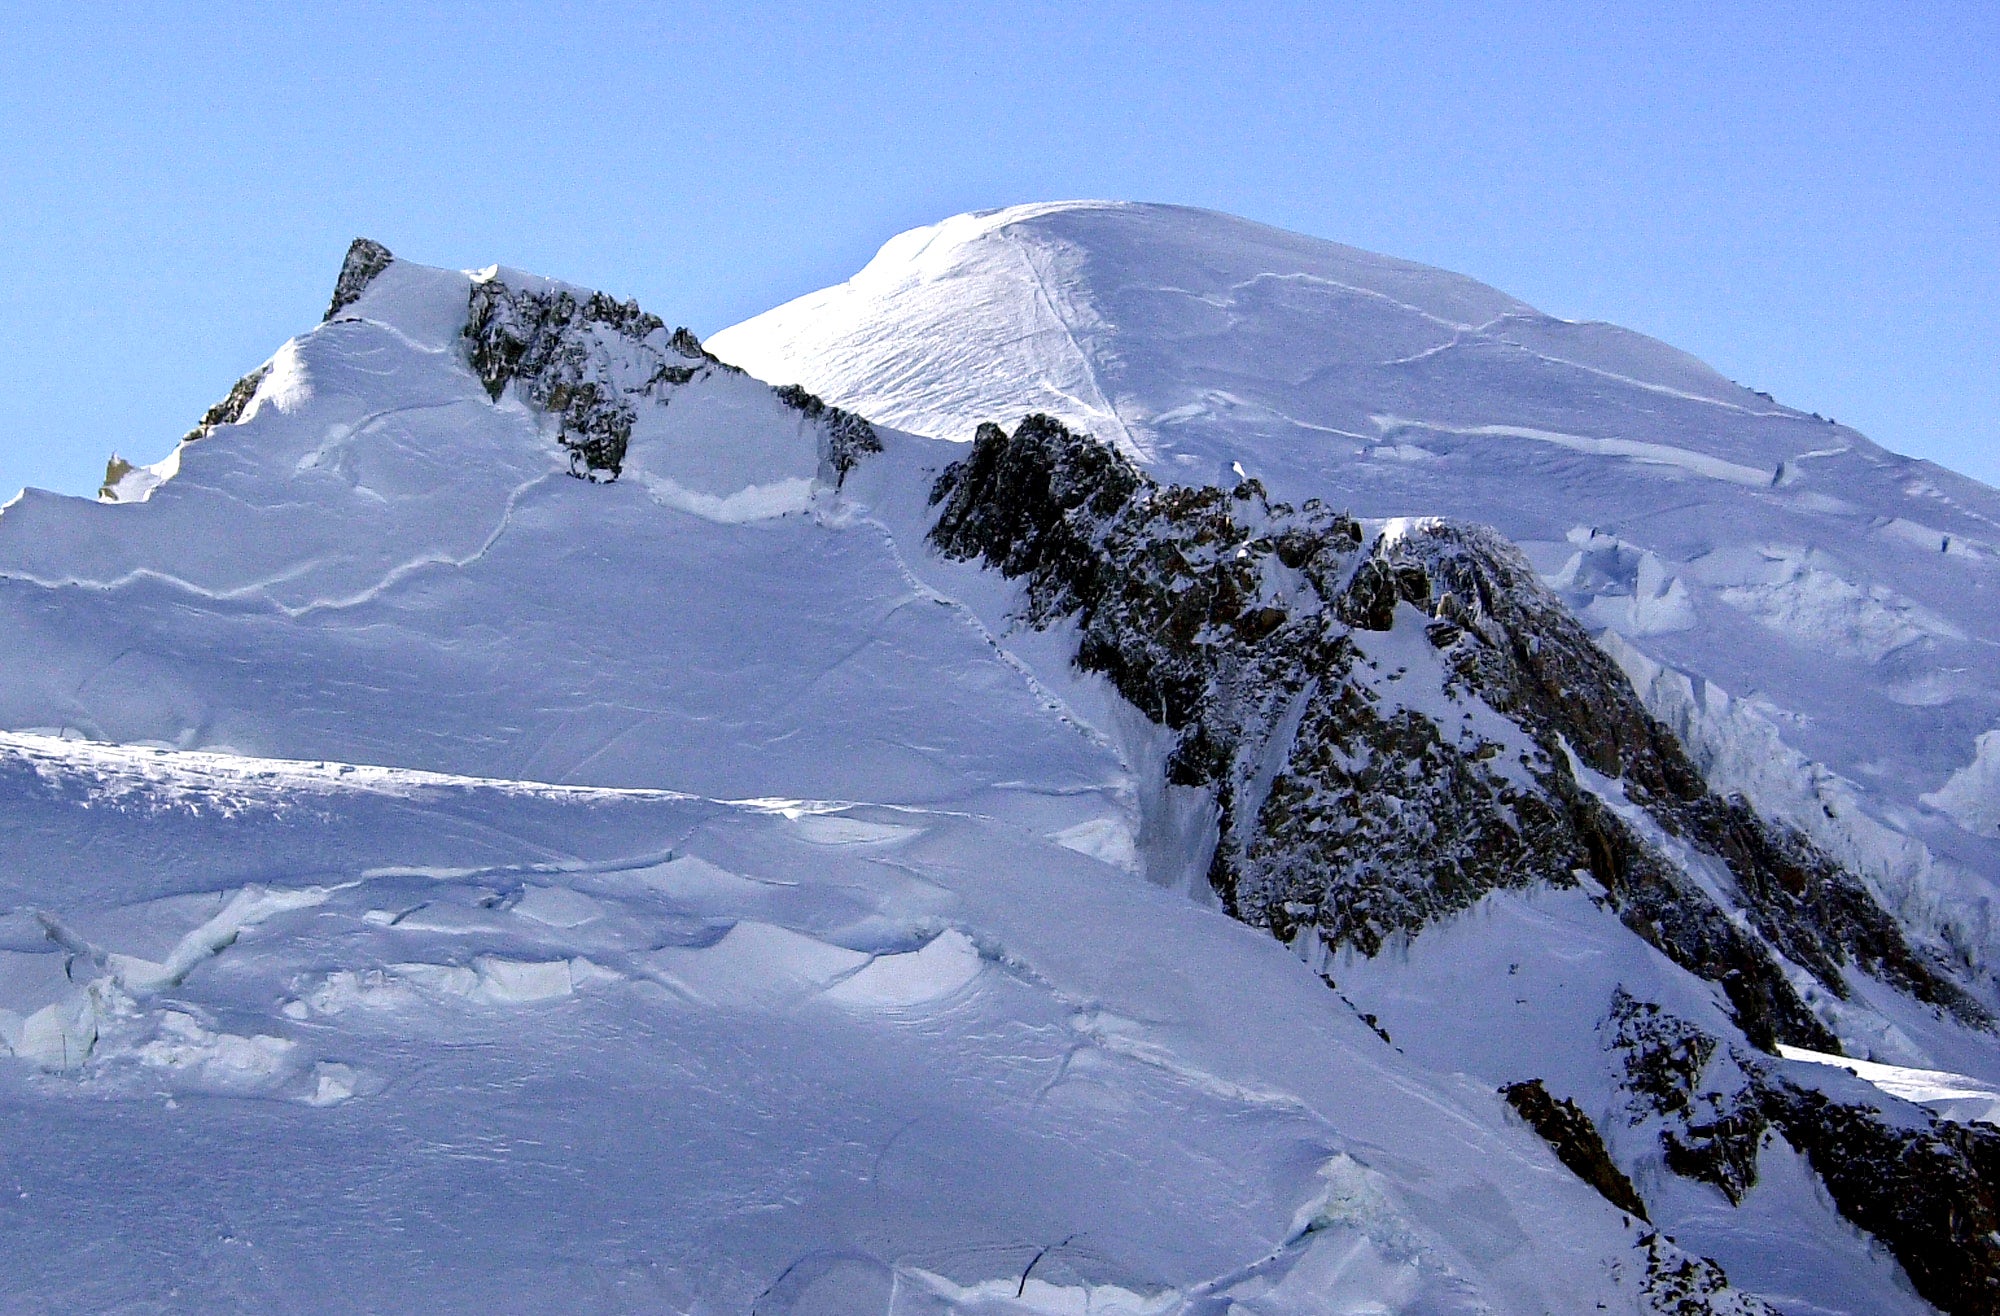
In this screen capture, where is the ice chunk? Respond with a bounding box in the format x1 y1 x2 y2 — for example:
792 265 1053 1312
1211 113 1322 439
823 930 982 1009
13 990 101 1071
305 1062 360 1107
646 921 868 1008
511 885 605 928
1048 816 1140 872
135 1011 301 1090
471 956 575 1004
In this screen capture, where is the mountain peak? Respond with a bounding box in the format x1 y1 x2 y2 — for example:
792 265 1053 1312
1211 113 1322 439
324 237 395 320
711 198 2000 1073
709 201 1561 463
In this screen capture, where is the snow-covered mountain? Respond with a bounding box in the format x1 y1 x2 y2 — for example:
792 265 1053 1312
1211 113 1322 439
0 220 1995 1313
712 201 2000 987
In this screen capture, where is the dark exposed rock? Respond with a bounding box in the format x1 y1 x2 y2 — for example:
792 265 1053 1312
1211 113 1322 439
924 416 1946 1049
1609 992 1766 1205
1610 991 1719 1120
1661 1101 1768 1210
461 278 679 481
1500 1078 1650 1220
1636 1235 1773 1315
181 365 271 446
324 238 395 320
1698 798 1985 1023
930 417 1579 956
774 384 882 488
1372 522 1983 1031
929 417 2000 1305
458 280 878 489
1759 1077 2000 1315
1610 991 2000 1313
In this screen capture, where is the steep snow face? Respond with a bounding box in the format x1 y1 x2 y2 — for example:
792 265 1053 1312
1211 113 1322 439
712 200 2000 976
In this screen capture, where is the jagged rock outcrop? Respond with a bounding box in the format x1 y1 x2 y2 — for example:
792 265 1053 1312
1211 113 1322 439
181 364 271 446
460 278 878 485
324 238 394 320
462 278 681 480
774 384 882 487
1500 1077 1650 1220
1381 522 1987 1028
1609 991 1768 1205
1610 992 2000 1315
928 415 1971 1052
1636 1236 1775 1316
1759 1078 2000 1315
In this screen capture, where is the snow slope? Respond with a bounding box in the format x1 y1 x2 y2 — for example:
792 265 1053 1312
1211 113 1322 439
0 246 1810 1313
1 730 1689 1314
712 201 2000 995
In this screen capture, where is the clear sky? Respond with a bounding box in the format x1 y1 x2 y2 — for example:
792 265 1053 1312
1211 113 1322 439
3 2 1995 498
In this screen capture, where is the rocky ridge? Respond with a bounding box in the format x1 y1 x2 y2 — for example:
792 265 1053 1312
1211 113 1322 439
1611 993 2000 1314
324 237 394 320
320 238 883 487
928 413 1999 1313
928 415 1975 1043
461 266 877 485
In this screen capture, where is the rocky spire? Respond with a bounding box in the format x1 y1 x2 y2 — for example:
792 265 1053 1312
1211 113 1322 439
324 238 394 320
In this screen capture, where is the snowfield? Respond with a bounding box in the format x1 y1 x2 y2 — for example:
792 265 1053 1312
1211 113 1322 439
0 731 1700 1314
0 217 1993 1312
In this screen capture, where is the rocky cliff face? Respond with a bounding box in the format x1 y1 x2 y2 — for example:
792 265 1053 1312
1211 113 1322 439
929 413 1998 1313
929 415 1975 1045
1611 991 2000 1314
463 276 694 481
179 364 271 446
323 237 394 320
460 269 877 484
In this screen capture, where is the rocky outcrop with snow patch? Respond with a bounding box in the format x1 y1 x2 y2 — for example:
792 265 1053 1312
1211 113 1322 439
464 273 719 480
1609 990 2000 1315
460 263 880 487
928 413 2000 1311
929 416 1976 1050
324 237 394 320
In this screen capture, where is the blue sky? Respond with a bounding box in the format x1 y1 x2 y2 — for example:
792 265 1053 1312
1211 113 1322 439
2 2 1995 497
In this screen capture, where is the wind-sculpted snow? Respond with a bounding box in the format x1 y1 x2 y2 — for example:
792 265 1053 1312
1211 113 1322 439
0 733 1747 1314
713 199 2000 992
